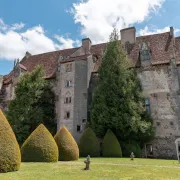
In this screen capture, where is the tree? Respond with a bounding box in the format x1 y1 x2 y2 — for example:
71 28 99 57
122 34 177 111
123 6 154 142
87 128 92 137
0 109 21 173
90 29 154 144
21 124 58 162
54 126 79 161
6 66 56 145
102 129 122 157
79 127 100 157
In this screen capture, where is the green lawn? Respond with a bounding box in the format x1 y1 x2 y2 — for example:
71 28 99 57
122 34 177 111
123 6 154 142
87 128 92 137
1 158 180 180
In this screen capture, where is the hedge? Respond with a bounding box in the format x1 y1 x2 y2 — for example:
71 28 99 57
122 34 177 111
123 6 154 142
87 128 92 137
54 126 79 161
0 109 21 173
79 127 100 157
121 141 142 158
21 124 58 162
102 129 122 157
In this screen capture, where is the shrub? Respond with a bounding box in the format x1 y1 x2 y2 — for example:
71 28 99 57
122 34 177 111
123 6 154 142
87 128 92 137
121 141 142 158
21 124 58 162
79 127 100 157
54 126 79 161
102 129 122 157
0 109 21 173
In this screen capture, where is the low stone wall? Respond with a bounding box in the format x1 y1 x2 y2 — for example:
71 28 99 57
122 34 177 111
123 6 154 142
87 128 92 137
145 137 177 159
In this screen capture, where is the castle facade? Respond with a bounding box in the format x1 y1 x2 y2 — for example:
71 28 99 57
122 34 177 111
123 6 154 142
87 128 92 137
1 27 180 159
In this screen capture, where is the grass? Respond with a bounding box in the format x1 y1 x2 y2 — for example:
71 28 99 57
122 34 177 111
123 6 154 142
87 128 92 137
1 158 180 180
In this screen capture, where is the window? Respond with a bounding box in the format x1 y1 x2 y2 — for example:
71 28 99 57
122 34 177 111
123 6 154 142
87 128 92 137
65 80 72 87
65 63 72 72
65 111 70 119
140 42 151 61
64 97 72 104
82 119 86 123
156 122 161 126
145 144 153 157
77 125 81 132
145 98 150 114
140 50 151 61
77 125 83 132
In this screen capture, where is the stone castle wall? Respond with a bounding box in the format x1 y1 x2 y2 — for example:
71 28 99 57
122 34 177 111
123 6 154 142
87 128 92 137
138 63 180 159
73 60 88 141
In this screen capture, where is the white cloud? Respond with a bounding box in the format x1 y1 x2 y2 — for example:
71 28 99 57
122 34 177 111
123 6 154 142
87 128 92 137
0 19 8 31
71 0 165 43
138 26 180 36
11 22 25 30
0 19 79 61
54 35 80 49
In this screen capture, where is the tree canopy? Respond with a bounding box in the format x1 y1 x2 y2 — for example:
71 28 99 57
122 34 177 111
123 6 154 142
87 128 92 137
90 29 154 144
6 66 56 145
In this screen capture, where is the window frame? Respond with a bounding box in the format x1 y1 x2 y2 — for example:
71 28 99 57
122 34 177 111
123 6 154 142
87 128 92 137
145 98 151 114
65 111 70 119
65 80 72 87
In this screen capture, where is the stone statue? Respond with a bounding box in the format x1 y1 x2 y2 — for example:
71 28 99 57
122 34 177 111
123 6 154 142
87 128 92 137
84 155 91 170
130 152 135 160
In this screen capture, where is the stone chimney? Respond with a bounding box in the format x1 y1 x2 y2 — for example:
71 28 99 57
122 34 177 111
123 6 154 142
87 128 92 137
170 26 174 38
170 26 176 60
25 51 31 59
82 38 92 54
120 27 136 46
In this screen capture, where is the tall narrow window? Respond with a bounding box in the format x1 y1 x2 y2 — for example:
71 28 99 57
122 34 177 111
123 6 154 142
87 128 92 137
65 111 70 119
65 80 72 87
77 125 81 132
145 98 150 114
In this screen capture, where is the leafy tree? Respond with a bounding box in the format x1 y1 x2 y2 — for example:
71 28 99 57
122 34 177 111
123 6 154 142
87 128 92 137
6 66 56 145
90 29 154 144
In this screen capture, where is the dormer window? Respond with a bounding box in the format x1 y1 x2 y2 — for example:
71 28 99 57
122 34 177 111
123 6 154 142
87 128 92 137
140 42 151 61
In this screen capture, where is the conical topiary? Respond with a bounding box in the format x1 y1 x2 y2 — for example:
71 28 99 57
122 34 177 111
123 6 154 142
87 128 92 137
79 127 100 157
102 129 122 157
54 126 79 161
21 124 58 162
0 109 21 173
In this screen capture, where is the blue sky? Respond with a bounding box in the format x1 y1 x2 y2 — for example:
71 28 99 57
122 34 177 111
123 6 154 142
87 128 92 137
0 0 180 75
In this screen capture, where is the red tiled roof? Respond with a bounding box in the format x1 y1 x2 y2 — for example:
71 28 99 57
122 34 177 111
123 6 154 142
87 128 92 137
3 31 178 85
175 37 180 64
130 32 174 66
19 64 27 71
92 32 175 71
60 54 90 63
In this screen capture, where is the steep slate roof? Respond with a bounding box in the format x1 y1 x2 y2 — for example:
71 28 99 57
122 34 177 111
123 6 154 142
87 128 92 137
130 32 174 66
175 37 180 64
3 30 179 85
93 32 176 70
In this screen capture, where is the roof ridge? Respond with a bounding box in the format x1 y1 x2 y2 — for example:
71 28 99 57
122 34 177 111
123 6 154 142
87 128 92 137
136 32 169 39
29 47 79 57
